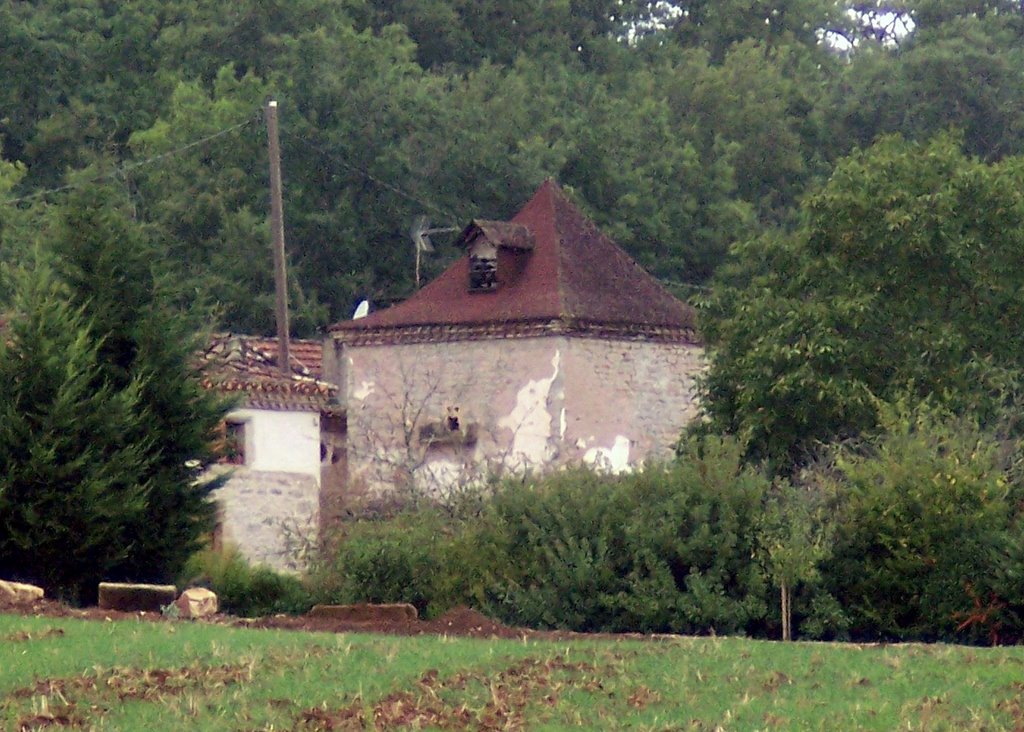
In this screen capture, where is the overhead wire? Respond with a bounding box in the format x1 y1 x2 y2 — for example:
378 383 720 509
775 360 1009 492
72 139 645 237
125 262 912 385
283 130 463 226
0 113 261 207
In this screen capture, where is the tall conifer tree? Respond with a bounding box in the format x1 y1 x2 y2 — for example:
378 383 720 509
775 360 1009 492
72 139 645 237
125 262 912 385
11 185 232 598
0 258 151 602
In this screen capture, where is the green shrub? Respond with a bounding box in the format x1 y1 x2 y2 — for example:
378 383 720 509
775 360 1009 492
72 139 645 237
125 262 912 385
819 403 1024 643
311 510 463 617
181 546 312 617
473 438 773 635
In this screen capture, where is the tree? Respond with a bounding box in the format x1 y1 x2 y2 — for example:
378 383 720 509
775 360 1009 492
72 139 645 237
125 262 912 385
0 257 151 603
835 14 1024 162
698 133 1024 472
42 185 231 589
757 481 833 640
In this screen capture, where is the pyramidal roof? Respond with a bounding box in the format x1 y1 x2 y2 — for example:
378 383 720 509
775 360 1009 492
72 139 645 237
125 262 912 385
330 180 698 345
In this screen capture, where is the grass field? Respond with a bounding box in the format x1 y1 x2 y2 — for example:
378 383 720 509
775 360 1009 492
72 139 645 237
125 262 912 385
2 613 1023 730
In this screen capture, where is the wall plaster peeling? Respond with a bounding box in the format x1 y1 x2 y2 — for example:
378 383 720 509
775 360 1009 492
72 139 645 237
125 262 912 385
353 380 375 401
583 435 632 474
497 349 563 468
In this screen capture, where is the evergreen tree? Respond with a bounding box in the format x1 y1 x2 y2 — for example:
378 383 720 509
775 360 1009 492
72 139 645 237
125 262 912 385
0 258 151 603
45 185 230 590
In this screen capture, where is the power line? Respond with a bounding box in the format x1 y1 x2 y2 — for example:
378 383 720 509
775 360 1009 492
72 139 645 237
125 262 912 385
0 114 260 207
283 130 463 224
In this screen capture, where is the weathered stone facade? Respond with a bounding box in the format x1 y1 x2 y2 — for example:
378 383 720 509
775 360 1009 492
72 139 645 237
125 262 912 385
331 334 702 500
202 334 335 570
213 468 319 570
206 181 706 558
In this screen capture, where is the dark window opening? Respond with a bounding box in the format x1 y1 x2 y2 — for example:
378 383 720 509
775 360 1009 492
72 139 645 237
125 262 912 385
222 421 246 465
446 406 460 432
469 256 497 292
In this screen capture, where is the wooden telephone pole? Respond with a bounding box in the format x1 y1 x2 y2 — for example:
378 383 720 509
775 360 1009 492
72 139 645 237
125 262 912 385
264 99 290 375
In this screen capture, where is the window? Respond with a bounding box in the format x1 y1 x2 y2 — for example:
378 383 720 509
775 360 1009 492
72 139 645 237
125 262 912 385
222 421 247 465
469 255 497 292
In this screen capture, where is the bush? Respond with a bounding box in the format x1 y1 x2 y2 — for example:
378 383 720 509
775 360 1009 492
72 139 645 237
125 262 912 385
819 403 1024 643
311 511 465 617
308 438 853 637
181 547 313 617
471 438 773 635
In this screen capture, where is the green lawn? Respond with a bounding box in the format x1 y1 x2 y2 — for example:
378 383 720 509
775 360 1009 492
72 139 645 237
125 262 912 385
2 613 1022 730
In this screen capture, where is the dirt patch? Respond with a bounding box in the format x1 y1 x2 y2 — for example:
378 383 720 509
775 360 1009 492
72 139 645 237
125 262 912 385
0 596 166 624
7 663 253 729
4 628 65 643
7 664 252 703
15 703 84 730
239 605 533 640
1 596 652 643
295 655 608 730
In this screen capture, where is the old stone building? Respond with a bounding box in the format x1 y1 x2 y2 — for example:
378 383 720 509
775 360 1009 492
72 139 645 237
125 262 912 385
322 180 703 517
201 334 336 570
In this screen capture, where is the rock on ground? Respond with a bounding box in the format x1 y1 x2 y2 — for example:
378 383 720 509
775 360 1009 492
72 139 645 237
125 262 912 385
0 580 44 604
175 587 219 619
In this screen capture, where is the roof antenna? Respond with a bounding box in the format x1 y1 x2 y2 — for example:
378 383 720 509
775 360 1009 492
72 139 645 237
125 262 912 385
409 216 459 289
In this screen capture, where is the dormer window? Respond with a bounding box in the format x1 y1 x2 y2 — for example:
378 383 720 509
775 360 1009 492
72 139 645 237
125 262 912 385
458 220 534 294
469 255 497 292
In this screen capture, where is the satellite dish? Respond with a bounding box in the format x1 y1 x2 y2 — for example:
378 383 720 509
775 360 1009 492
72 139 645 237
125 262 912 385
352 300 370 319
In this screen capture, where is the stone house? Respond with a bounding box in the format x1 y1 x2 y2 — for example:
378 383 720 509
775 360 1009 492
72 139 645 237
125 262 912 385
201 334 337 570
322 180 703 518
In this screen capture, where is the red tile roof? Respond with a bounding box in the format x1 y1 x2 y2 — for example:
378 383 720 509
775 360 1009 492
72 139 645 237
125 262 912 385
200 333 335 411
233 335 324 376
330 180 697 343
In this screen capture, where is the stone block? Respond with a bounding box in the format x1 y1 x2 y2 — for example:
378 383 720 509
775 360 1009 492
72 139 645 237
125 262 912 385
175 587 219 619
0 579 44 604
309 603 418 623
97 582 177 612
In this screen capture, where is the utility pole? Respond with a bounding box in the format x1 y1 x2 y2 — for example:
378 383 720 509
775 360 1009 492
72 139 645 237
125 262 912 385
264 99 290 375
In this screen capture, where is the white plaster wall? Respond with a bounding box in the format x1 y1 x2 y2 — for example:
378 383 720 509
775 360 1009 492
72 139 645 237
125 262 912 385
227 408 321 480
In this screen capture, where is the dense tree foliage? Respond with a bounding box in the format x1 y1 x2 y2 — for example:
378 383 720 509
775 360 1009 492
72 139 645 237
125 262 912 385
0 187 230 602
2 0 1021 333
699 133 1024 471
0 259 151 603
819 403 1024 643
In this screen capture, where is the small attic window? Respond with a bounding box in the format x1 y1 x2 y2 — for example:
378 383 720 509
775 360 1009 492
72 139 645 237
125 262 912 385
469 255 497 292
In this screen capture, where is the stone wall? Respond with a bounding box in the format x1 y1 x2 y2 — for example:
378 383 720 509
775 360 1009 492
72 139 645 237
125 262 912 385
563 338 704 470
212 468 319 571
335 334 703 503
340 336 566 501
211 407 323 570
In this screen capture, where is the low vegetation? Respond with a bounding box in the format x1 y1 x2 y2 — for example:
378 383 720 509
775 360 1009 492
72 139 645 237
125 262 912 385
311 409 1024 645
3 613 1024 730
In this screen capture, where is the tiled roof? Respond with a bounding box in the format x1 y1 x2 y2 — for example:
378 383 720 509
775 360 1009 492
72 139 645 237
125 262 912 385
200 333 336 412
231 335 324 376
330 180 698 344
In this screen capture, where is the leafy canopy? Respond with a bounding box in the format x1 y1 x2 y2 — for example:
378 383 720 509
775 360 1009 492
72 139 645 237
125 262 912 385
699 133 1024 472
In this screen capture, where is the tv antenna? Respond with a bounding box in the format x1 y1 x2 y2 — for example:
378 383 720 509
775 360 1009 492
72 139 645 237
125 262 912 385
409 215 459 288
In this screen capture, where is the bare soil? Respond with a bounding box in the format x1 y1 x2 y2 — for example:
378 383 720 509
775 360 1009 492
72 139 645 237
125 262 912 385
0 595 607 641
